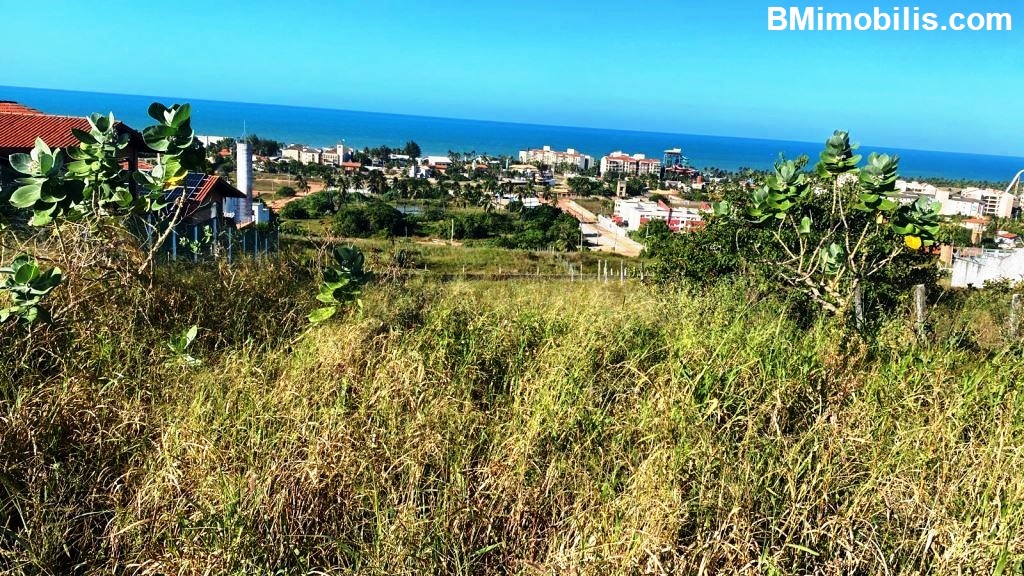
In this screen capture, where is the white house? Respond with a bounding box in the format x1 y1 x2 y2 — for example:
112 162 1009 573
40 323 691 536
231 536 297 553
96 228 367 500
422 155 453 172
611 197 707 232
952 248 1024 288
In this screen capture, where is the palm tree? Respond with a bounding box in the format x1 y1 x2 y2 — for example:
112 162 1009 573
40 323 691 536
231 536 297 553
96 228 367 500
367 171 386 196
295 173 310 195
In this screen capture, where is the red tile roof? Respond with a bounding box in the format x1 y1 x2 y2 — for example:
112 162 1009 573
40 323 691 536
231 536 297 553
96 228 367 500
0 111 91 150
164 173 246 219
118 159 156 171
0 101 43 114
1 102 154 156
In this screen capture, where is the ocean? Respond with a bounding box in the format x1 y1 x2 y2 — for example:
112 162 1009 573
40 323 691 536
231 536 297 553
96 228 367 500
3 85 1021 183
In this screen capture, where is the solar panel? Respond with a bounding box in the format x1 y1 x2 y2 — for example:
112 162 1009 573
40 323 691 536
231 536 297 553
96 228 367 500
159 173 212 219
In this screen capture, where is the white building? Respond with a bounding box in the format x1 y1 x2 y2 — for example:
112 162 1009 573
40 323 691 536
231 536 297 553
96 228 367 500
281 144 322 164
252 201 272 226
422 155 452 172
898 180 1016 219
960 187 1016 218
600 151 662 177
611 198 707 232
321 148 340 165
952 248 1024 288
896 180 939 196
933 189 984 218
224 141 253 225
518 145 593 170
196 135 228 147
408 164 431 178
299 147 321 165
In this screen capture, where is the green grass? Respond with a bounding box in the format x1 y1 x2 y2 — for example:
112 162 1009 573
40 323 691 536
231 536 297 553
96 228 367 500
3 260 1024 574
574 197 614 217
281 229 633 278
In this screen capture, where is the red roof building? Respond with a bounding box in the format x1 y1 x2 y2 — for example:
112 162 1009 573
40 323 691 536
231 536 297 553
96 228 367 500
162 172 246 224
0 111 92 151
0 100 150 156
1 101 154 196
0 101 43 115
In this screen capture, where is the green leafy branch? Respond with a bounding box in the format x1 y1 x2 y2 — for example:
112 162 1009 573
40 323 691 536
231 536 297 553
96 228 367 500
166 325 201 367
0 254 62 324
4 101 201 325
712 130 940 316
308 246 372 324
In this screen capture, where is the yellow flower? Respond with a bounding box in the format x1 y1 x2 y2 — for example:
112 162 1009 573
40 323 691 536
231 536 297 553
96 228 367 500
904 236 922 250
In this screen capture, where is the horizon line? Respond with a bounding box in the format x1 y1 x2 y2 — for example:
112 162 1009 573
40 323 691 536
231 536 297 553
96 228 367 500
3 83 1024 162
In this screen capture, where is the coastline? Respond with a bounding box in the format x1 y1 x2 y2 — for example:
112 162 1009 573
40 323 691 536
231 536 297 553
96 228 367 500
2 84 1022 182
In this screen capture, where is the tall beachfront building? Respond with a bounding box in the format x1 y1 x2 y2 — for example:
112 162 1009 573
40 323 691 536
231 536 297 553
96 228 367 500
599 151 662 177
518 145 593 170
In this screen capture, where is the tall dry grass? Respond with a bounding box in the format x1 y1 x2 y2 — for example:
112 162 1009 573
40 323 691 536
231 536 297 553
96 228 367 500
3 266 1024 574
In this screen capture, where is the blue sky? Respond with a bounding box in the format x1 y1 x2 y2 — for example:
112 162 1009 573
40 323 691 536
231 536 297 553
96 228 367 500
1 0 1021 155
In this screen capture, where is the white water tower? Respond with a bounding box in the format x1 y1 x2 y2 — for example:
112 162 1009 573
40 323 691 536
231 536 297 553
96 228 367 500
235 141 253 224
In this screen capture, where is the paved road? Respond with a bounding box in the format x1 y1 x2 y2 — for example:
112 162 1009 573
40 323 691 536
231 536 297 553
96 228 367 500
555 197 645 257
581 223 644 257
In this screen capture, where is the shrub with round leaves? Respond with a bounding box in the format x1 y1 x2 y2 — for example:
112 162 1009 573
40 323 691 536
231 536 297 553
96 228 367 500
710 130 941 317
8 138 85 226
308 245 372 324
0 254 62 324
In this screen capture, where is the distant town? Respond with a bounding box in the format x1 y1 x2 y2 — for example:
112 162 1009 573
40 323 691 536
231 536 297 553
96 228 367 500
2 99 1022 286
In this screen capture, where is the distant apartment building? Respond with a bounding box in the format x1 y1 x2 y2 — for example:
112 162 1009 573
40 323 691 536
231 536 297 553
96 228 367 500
299 147 321 164
321 143 353 165
960 187 1015 218
600 151 662 177
896 180 939 196
281 144 301 162
611 197 708 232
282 144 322 164
321 149 340 165
896 180 1011 218
518 145 593 170
933 189 984 218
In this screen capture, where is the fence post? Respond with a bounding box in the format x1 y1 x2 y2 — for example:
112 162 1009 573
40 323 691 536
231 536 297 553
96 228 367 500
914 284 927 343
853 284 865 330
212 219 219 258
1011 293 1022 341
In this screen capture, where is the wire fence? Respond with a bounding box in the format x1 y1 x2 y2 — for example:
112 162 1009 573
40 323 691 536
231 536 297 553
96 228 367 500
156 222 280 263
